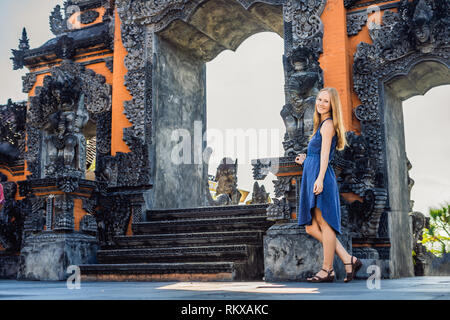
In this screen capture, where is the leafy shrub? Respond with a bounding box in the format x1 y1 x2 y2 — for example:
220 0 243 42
422 203 450 257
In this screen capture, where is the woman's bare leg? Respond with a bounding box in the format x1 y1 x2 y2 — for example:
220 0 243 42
314 208 336 271
305 207 354 277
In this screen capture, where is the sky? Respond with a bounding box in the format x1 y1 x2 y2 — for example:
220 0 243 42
0 0 449 215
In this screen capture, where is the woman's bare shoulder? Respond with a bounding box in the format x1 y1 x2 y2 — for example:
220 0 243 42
320 119 335 137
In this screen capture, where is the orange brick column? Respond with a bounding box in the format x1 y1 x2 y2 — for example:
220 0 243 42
111 8 132 155
319 0 353 132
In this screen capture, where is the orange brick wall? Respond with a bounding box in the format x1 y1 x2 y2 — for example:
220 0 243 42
111 8 132 155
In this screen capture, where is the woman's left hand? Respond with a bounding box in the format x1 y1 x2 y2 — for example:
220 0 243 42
313 178 323 195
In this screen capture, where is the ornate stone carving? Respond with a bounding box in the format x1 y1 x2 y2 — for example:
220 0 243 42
80 214 98 235
266 197 290 221
27 60 111 179
351 0 449 237
347 12 368 36
272 176 292 199
53 194 75 231
80 10 100 24
248 182 270 204
49 4 68 36
353 0 449 164
22 196 45 233
0 100 26 165
11 28 30 70
22 73 37 94
333 131 388 237
344 0 359 8
281 46 322 156
251 158 272 181
93 194 131 246
283 0 326 53
24 124 42 179
0 176 24 252
56 176 81 193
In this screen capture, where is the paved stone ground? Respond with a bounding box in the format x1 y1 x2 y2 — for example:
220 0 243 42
0 276 449 300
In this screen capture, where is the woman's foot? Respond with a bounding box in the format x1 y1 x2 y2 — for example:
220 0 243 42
307 268 335 283
343 256 362 282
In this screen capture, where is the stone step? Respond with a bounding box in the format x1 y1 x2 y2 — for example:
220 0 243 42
97 244 257 264
146 204 269 221
79 262 237 281
108 230 263 249
132 215 272 235
83 205 272 281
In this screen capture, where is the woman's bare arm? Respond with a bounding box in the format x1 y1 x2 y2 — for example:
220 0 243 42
317 120 335 181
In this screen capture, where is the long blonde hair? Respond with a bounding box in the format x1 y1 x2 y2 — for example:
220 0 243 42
310 87 347 151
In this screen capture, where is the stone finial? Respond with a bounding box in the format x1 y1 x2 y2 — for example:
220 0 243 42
19 28 30 51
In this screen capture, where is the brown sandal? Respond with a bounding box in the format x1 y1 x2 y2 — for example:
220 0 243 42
344 256 362 282
307 268 335 283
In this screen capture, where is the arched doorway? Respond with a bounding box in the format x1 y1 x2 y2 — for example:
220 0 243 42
206 32 284 205
383 60 450 278
149 0 285 209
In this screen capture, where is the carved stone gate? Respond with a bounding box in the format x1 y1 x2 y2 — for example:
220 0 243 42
0 0 449 280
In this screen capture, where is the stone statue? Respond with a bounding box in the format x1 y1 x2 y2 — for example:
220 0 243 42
0 173 23 252
40 71 89 178
281 46 321 156
410 211 435 275
247 181 270 204
214 157 241 205
204 151 242 206
412 0 434 52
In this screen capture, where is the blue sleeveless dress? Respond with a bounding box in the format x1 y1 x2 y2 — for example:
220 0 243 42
297 118 341 235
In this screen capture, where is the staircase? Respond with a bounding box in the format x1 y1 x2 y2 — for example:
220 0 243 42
79 204 274 281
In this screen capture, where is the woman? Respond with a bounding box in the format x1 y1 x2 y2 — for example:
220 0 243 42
295 87 362 282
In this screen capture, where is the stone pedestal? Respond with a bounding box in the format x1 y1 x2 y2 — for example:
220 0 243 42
264 223 351 281
0 252 20 279
18 232 98 281
352 247 390 279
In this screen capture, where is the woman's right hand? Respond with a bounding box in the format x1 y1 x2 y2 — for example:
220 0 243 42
295 153 306 165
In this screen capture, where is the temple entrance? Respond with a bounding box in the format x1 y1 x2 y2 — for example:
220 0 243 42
150 0 283 209
205 32 284 205
383 61 450 277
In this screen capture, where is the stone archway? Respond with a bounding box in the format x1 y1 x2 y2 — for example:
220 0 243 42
352 0 450 278
115 0 327 209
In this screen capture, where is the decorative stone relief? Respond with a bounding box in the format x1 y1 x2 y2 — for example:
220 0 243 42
27 60 111 179
0 100 26 165
79 10 100 24
351 0 449 236
0 176 25 252
347 12 368 36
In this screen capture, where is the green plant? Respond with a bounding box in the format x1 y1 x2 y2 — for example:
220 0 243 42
421 203 450 257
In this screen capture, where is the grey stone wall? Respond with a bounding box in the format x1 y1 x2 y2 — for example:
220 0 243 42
150 35 208 209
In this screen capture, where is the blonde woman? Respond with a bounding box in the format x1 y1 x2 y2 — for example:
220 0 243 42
295 87 362 282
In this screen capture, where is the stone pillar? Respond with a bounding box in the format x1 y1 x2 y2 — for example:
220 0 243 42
17 179 99 281
150 34 207 209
